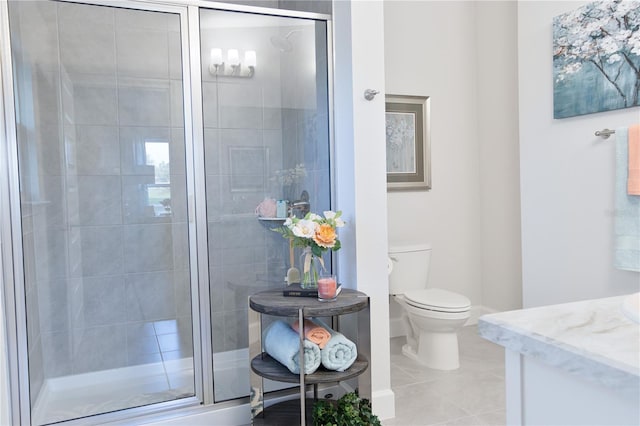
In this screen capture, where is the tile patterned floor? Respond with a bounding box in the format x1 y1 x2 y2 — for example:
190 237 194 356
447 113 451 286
384 325 506 426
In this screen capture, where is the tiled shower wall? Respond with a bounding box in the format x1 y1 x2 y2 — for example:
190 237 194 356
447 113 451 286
11 0 331 403
201 16 330 354
10 1 192 393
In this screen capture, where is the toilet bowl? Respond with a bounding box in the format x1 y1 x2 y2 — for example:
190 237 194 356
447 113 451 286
389 244 470 370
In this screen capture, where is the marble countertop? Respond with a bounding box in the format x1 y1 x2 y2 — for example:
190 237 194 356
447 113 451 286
478 295 640 397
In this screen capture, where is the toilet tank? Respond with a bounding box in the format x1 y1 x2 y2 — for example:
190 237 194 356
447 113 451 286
388 244 432 295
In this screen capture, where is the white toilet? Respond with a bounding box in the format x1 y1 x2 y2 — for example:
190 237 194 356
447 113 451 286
388 244 471 370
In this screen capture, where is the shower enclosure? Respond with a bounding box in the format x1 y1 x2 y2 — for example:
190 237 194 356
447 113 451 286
0 0 332 424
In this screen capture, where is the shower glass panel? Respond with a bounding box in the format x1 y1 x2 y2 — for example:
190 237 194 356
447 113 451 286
8 1 194 424
199 9 331 402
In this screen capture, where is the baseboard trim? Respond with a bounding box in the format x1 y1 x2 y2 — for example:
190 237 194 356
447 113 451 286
372 388 395 420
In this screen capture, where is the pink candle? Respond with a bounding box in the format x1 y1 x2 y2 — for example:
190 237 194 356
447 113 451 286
318 276 337 299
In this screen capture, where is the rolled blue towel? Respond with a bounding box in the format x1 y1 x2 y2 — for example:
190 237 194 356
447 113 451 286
262 320 321 375
314 319 358 372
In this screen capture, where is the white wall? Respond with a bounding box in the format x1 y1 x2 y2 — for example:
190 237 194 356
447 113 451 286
476 1 522 312
334 0 395 419
385 0 482 305
518 1 640 308
384 1 522 317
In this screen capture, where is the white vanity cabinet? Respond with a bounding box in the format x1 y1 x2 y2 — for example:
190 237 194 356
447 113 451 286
479 295 639 426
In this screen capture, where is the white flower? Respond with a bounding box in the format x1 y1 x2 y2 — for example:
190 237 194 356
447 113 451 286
284 217 293 227
291 219 317 239
308 213 322 221
323 211 337 220
324 210 345 227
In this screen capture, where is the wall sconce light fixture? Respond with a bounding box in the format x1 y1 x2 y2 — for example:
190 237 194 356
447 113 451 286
209 48 256 78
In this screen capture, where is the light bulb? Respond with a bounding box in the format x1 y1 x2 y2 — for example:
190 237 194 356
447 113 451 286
245 50 257 68
210 48 223 66
227 49 240 66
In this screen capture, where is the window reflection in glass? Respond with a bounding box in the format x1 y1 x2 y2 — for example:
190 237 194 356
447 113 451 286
145 141 172 216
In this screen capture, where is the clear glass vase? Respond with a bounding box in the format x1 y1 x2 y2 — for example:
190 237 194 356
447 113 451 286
300 247 320 289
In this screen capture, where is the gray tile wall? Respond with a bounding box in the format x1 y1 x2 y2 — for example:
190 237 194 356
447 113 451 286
9 2 193 394
201 15 331 356
11 1 332 408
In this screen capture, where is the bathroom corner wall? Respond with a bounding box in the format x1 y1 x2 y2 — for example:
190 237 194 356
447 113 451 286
384 1 522 315
475 2 522 313
518 1 640 308
384 1 478 307
333 0 394 419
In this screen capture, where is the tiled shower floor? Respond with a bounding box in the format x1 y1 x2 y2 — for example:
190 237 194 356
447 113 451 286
33 358 194 425
32 319 195 425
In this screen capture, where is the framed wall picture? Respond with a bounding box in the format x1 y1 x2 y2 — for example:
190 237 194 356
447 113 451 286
553 1 640 118
385 94 431 191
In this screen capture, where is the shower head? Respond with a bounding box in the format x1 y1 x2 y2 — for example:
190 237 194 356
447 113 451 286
270 30 299 53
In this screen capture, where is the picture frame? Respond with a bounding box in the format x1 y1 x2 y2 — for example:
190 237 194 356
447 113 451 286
385 94 431 191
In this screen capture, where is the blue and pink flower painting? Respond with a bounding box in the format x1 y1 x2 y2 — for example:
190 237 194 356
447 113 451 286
553 0 640 119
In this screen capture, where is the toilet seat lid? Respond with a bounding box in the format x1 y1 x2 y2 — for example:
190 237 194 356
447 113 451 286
404 288 471 312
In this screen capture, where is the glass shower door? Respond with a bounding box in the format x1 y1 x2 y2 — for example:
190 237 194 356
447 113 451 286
7 1 195 424
198 8 332 402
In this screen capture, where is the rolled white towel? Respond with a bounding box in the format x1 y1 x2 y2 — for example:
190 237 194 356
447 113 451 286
313 319 358 372
262 320 321 375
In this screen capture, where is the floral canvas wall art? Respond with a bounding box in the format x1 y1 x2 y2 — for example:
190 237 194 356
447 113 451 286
553 0 640 119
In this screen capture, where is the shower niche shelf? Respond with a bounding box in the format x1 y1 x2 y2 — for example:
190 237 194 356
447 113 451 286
257 217 287 229
248 289 371 426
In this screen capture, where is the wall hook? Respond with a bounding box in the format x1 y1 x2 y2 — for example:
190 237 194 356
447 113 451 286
364 89 380 101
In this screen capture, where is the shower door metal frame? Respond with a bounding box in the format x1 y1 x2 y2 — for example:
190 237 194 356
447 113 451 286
0 1 26 423
0 0 336 424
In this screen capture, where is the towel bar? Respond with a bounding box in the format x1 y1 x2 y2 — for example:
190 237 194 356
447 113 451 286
595 128 616 139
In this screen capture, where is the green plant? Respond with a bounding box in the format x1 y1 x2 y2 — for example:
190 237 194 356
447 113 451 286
312 390 381 426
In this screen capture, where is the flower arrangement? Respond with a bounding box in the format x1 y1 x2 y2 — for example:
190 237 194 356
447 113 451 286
276 210 344 253
274 210 344 287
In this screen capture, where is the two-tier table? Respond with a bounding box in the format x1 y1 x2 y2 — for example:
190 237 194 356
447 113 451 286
248 288 371 425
